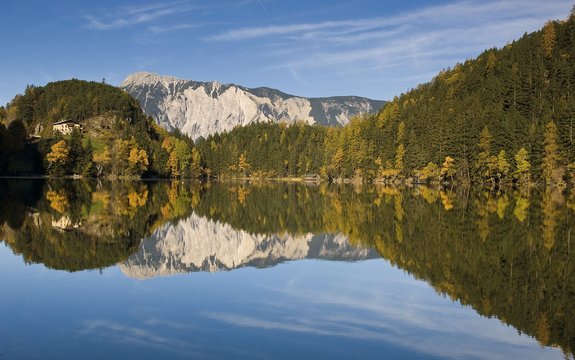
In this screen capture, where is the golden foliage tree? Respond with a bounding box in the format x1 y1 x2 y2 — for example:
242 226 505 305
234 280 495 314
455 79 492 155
542 21 556 58
46 140 70 176
238 152 251 176
440 156 456 182
128 147 149 175
513 147 531 186
93 146 111 177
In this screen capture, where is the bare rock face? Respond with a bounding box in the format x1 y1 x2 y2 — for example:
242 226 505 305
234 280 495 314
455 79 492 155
119 213 377 279
120 72 385 140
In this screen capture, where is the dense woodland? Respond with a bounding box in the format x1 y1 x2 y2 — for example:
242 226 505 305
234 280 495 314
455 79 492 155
0 80 202 178
197 11 575 186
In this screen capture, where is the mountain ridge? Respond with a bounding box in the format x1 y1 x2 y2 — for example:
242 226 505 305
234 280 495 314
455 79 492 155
120 71 385 140
120 212 378 279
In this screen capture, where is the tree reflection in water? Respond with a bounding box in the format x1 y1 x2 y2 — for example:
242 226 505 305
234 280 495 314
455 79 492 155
1 179 574 357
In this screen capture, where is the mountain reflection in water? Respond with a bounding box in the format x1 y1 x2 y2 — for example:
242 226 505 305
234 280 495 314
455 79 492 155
1 179 574 357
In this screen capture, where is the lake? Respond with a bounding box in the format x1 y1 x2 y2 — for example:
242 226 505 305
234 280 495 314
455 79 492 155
1 179 573 359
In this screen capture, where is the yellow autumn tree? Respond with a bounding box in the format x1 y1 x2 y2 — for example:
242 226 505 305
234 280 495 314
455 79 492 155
128 147 149 175
238 152 251 177
440 156 456 182
46 190 69 214
513 147 531 187
162 136 192 177
395 143 405 175
93 146 111 177
46 140 70 176
513 196 529 223
542 21 556 58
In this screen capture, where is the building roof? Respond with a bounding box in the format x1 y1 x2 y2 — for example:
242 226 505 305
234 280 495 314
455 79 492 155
53 119 82 126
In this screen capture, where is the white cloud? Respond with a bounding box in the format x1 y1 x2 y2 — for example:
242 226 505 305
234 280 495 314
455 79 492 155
203 271 563 360
207 0 569 42
85 1 197 30
203 0 572 98
79 319 203 356
148 23 204 34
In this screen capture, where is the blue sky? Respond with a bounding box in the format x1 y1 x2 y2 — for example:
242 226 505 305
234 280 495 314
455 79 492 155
0 0 572 105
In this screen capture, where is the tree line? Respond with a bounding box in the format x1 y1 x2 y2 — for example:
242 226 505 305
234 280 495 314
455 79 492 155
197 10 575 187
1 10 574 186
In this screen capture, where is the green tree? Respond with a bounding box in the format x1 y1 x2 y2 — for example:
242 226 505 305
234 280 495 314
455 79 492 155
190 148 203 178
496 150 510 183
476 127 492 182
68 128 84 174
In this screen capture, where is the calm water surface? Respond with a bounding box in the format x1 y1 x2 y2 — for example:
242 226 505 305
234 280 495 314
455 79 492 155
0 180 573 359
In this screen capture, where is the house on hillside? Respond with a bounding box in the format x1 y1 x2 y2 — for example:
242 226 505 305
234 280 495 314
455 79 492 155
52 120 82 135
302 174 321 182
51 215 82 231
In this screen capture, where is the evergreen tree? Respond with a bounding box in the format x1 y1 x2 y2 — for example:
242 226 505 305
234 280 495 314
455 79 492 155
541 121 563 185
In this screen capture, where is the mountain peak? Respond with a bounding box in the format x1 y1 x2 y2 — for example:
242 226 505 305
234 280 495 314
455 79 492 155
120 72 386 139
120 71 184 87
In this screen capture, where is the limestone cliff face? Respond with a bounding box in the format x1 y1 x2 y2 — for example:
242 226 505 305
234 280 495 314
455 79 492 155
120 72 385 140
119 213 377 279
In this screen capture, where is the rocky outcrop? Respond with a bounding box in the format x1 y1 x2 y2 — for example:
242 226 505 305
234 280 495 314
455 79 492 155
120 72 385 139
119 212 377 279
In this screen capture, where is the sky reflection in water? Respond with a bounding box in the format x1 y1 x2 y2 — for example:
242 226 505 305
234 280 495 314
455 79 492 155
0 243 562 360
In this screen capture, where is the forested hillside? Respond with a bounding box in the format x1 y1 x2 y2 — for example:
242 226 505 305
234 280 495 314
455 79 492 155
198 11 575 186
1 10 574 185
0 80 202 178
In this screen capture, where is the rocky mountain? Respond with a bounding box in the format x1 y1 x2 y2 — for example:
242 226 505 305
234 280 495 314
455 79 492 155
120 72 385 140
119 212 378 279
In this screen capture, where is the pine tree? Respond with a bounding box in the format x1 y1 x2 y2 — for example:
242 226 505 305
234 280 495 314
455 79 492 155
476 127 492 181
541 121 563 185
496 150 510 183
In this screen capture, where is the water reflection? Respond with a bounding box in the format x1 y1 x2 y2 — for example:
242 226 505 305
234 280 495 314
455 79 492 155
1 179 574 357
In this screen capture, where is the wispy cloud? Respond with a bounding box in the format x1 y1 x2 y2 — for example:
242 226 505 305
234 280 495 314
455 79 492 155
203 273 561 360
148 23 203 34
208 0 568 42
203 0 571 97
85 1 196 30
80 319 202 356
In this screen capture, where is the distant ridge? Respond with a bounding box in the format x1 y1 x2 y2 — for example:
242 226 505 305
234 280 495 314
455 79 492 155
120 72 386 139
